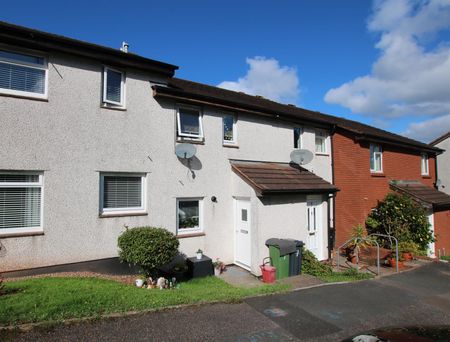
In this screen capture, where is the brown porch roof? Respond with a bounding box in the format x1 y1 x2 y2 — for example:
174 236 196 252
230 160 338 196
390 181 450 210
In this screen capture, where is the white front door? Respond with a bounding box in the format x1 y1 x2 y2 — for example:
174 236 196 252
235 199 251 269
427 212 436 258
306 197 324 260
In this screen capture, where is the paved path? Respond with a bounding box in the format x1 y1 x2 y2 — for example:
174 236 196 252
4 262 450 341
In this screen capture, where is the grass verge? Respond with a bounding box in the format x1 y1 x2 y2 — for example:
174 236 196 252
0 276 290 326
441 255 450 261
319 269 374 283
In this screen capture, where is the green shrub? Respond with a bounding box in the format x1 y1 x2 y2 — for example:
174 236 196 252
118 227 179 276
301 248 332 276
0 275 4 296
398 241 422 255
366 192 434 250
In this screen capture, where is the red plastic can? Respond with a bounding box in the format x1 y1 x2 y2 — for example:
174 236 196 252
260 257 276 283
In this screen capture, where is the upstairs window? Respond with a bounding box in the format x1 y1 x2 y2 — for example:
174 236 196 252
315 130 327 154
100 173 145 215
103 67 125 107
294 127 303 149
421 153 429 175
177 107 203 139
0 49 47 98
0 173 43 235
370 144 383 172
223 114 237 144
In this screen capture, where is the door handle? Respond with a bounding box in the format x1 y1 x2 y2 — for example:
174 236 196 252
240 229 248 234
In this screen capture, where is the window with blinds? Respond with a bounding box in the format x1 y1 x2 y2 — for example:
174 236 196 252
0 173 43 234
0 49 47 98
100 174 145 214
103 67 125 107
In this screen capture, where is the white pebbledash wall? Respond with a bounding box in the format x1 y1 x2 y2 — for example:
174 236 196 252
0 50 332 273
434 137 450 195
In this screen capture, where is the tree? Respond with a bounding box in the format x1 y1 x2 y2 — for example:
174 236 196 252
365 192 434 251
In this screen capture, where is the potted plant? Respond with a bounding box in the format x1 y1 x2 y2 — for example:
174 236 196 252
212 258 225 276
196 249 203 260
346 225 374 263
398 241 419 261
387 253 405 268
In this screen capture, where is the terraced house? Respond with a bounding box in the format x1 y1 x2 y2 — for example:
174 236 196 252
0 22 448 275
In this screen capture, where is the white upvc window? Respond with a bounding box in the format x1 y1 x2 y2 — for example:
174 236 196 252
177 106 204 139
294 127 303 149
0 172 44 235
0 48 48 99
315 130 327 154
100 173 146 215
176 198 203 235
223 114 237 144
421 153 429 176
103 66 126 107
370 144 383 172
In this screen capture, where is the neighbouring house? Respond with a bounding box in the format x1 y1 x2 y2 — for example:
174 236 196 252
0 22 338 275
430 132 450 256
332 122 450 258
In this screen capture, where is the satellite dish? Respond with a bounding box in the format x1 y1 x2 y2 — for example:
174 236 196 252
436 179 442 187
175 143 197 159
290 149 314 165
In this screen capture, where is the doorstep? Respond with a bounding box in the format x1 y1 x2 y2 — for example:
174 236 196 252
218 265 262 288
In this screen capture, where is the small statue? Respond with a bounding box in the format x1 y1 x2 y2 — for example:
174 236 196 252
157 277 166 290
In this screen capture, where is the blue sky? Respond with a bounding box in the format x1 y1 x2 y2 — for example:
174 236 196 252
2 0 450 142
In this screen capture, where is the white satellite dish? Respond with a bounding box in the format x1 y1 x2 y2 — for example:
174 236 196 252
290 149 314 165
175 143 197 159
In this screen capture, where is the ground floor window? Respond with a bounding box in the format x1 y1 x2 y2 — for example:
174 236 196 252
100 173 146 215
177 198 203 234
0 172 43 235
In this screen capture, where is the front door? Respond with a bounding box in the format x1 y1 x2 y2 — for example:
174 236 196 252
235 199 251 269
307 197 323 260
427 211 436 257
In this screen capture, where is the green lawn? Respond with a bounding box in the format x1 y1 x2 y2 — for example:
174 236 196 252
0 276 290 326
441 255 450 261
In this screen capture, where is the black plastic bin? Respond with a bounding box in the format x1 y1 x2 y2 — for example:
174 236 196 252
289 240 304 276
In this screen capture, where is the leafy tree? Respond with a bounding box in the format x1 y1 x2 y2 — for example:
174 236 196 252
365 193 433 251
118 227 179 276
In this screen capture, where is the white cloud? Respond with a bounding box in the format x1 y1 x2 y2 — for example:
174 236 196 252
218 57 300 104
403 114 450 142
325 0 450 130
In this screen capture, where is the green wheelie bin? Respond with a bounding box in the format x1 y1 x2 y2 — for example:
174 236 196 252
265 239 291 279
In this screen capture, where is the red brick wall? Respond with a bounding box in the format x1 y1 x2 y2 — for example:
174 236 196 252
333 129 436 248
434 210 450 257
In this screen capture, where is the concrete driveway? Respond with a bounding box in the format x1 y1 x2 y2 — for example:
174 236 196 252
4 262 450 341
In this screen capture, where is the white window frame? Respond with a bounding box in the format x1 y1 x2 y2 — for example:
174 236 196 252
315 130 327 154
100 173 146 216
176 197 204 235
176 105 204 140
102 66 126 107
0 46 48 99
421 153 429 176
0 172 44 236
370 144 383 173
223 114 237 145
294 127 303 149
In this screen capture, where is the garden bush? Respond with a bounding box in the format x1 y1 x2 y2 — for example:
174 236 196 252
301 248 332 276
118 227 179 276
366 192 433 251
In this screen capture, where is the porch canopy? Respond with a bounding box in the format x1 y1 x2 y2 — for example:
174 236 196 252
230 160 338 196
390 180 450 211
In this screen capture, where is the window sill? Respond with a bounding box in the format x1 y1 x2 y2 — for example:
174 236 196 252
176 138 205 145
100 104 127 111
223 143 239 148
0 92 48 102
370 172 385 177
422 175 431 179
176 232 205 239
315 152 329 156
99 212 148 218
0 230 44 239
